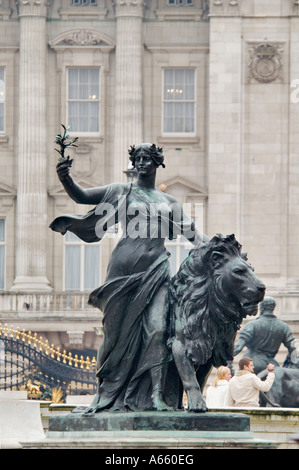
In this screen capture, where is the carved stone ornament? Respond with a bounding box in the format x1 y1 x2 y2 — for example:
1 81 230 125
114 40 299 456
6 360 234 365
49 29 115 51
61 30 109 47
248 42 284 84
211 0 239 15
16 0 50 17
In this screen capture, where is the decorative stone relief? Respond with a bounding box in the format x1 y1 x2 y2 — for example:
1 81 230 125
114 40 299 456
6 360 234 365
248 42 284 84
49 29 115 50
210 0 239 15
113 0 145 18
16 0 50 17
72 142 97 178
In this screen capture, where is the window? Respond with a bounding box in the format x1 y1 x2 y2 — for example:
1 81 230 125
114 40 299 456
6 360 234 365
71 0 97 5
163 68 195 134
0 219 5 290
67 67 100 133
168 0 193 5
0 68 5 133
64 232 101 291
166 235 192 276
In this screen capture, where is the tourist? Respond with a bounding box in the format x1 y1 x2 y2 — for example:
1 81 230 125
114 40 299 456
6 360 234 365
205 366 232 408
228 357 275 407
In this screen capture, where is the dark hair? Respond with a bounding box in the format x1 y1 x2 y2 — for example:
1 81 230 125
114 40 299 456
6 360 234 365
128 143 166 168
239 357 252 370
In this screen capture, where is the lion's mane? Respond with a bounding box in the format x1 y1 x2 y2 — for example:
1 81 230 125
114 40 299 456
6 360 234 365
169 234 244 368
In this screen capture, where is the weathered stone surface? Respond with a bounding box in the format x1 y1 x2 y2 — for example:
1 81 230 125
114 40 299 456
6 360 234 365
49 410 250 433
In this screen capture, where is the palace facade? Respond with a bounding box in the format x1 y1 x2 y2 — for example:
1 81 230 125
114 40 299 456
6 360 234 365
0 0 298 358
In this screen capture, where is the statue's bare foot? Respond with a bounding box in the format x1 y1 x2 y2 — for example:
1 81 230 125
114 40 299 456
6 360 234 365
152 392 173 411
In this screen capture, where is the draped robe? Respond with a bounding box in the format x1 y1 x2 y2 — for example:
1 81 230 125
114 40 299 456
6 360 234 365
50 182 195 410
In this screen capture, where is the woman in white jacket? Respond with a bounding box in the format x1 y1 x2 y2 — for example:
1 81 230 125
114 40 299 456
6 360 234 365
205 366 232 408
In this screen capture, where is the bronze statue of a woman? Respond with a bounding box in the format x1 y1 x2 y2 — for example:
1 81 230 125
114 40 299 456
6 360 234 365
50 142 208 412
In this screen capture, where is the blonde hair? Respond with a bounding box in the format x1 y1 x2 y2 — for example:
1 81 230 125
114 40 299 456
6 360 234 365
211 366 230 387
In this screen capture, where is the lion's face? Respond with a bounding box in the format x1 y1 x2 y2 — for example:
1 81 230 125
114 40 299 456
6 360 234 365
210 248 266 318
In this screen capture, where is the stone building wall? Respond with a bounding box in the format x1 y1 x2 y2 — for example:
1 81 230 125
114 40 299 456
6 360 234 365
0 0 298 357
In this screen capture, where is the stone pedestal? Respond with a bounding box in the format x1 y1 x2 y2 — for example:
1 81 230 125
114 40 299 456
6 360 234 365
21 411 278 449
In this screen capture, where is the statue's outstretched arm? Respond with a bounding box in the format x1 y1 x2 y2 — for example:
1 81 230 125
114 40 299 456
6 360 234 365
56 159 106 205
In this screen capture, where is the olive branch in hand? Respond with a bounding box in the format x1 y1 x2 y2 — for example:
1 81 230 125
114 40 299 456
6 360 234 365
55 124 79 164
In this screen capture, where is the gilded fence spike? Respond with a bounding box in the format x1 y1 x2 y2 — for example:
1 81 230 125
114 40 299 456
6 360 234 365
56 347 61 361
33 332 38 348
10 325 14 338
68 352 73 366
80 355 84 369
62 350 67 364
16 327 20 340
74 354 79 367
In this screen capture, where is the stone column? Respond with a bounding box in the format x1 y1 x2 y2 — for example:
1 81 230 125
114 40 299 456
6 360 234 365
11 0 51 291
113 0 144 181
208 1 243 238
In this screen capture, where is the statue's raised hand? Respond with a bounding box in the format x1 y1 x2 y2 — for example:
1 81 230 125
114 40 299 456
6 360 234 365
56 156 73 182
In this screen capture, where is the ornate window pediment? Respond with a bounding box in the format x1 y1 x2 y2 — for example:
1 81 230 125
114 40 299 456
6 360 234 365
49 29 115 51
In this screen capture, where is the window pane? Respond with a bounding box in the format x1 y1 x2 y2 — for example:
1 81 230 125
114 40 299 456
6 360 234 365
65 245 81 290
84 245 100 290
68 68 100 132
163 68 195 134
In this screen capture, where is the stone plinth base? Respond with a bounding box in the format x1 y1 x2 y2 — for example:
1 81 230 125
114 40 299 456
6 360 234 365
48 410 249 433
21 411 278 449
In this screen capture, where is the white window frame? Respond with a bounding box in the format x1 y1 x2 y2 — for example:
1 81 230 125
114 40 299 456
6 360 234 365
63 232 101 292
0 218 5 291
66 67 100 136
162 67 196 137
0 67 5 133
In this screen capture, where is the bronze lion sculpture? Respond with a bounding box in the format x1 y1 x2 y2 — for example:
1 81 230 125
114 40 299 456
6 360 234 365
168 234 266 412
